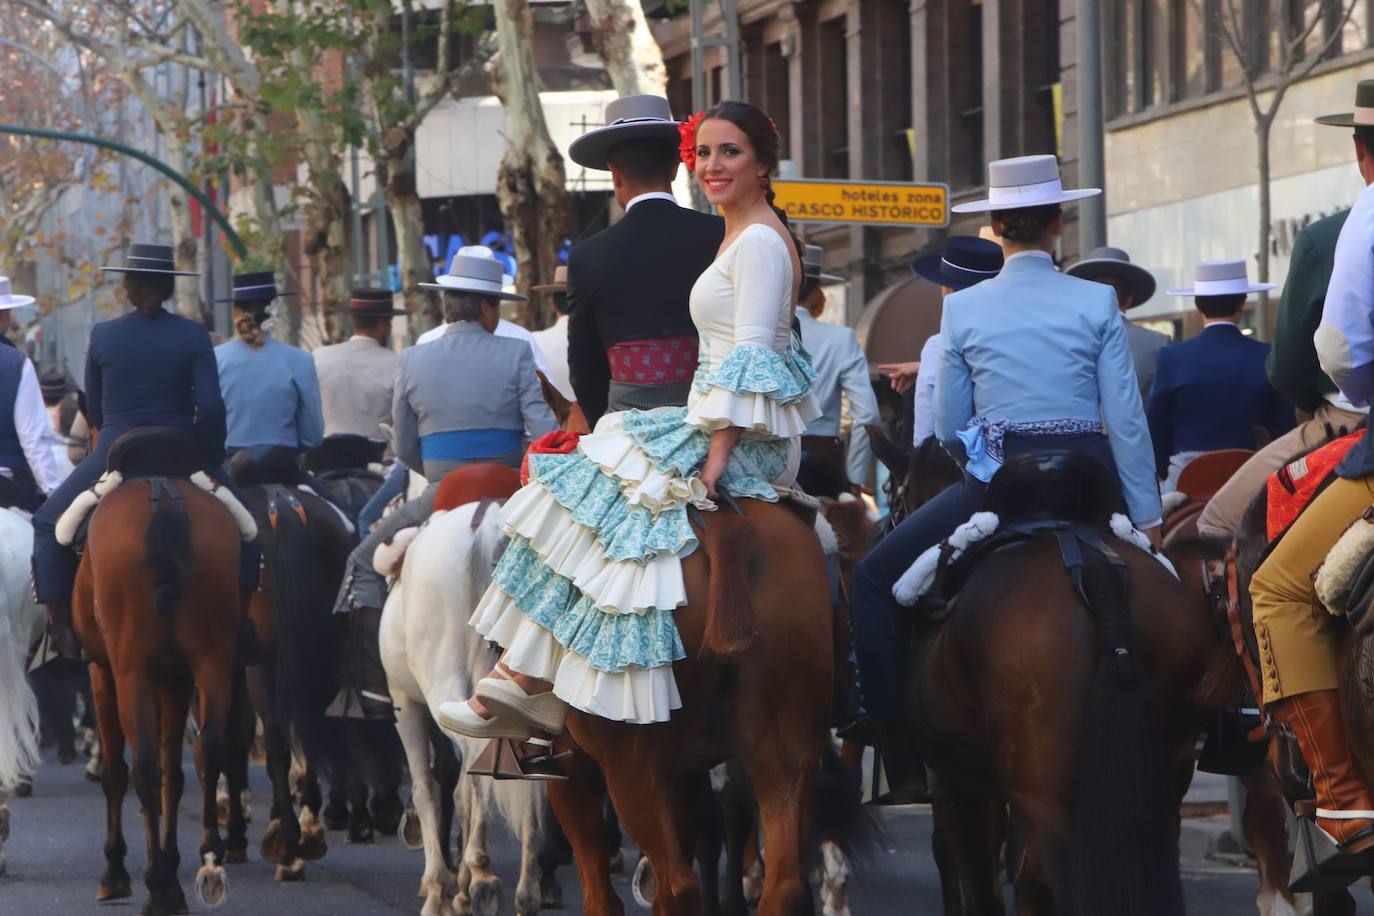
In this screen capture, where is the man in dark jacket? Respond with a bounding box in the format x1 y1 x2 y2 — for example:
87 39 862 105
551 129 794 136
1197 105 1374 539
565 95 723 425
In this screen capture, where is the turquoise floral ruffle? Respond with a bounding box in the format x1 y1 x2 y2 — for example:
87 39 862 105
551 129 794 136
693 337 819 406
528 450 697 562
618 407 790 494
492 535 686 672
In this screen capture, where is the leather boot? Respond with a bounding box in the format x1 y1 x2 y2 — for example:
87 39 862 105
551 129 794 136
325 606 393 722
49 600 81 659
869 719 931 805
1270 690 1374 852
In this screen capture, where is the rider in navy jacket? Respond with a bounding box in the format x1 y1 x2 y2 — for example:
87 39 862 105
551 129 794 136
31 245 257 665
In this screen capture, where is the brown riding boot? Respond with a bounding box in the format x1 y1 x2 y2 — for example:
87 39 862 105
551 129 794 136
1270 690 1374 851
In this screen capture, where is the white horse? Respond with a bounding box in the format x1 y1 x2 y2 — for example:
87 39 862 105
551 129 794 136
0 508 43 876
380 501 546 916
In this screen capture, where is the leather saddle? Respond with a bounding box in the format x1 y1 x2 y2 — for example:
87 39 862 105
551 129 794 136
304 434 387 474
915 453 1124 619
226 445 306 488
106 427 204 480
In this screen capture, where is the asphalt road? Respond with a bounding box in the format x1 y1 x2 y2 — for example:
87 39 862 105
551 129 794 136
3 752 1371 915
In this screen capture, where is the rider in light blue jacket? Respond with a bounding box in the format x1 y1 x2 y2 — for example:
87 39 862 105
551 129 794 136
849 155 1162 802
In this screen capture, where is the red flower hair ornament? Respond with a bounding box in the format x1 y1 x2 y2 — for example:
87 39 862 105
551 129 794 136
679 111 705 172
679 110 782 173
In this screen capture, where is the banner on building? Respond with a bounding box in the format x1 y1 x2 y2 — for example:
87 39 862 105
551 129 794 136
771 179 949 228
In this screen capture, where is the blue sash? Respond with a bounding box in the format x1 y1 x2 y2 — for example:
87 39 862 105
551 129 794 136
420 428 524 461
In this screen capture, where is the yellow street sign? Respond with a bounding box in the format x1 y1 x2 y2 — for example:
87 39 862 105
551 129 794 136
771 179 949 228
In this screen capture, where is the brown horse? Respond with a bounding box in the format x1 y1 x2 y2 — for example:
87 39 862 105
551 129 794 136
539 499 835 916
74 468 242 915
867 441 1212 914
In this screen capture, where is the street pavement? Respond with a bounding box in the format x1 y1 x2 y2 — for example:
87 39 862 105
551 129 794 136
4 752 1373 915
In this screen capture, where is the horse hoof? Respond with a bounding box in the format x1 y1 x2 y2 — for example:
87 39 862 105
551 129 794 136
84 759 101 782
470 874 503 916
260 819 286 861
224 845 248 865
12 778 31 798
195 857 230 908
347 824 374 844
322 799 349 831
299 809 328 860
631 856 655 910
608 849 625 875
399 807 424 850
742 862 764 907
275 858 306 882
98 874 133 901
540 878 564 909
58 748 76 765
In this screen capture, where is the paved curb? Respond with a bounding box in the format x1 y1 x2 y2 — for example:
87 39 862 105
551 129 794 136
1181 815 1248 861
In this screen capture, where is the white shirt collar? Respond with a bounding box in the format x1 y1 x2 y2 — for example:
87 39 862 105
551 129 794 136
1005 250 1054 264
1203 320 1238 329
625 191 679 212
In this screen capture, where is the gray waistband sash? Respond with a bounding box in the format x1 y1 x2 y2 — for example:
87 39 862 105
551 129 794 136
607 379 693 413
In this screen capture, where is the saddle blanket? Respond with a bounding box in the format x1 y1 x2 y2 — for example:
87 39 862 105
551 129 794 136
55 471 257 547
1266 429 1364 542
892 512 1177 607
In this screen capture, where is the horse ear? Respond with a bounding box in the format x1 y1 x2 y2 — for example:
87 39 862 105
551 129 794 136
865 424 909 480
536 371 572 428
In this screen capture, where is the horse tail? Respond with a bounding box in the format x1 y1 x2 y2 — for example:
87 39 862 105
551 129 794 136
0 592 39 790
700 511 760 656
1066 550 1185 916
267 494 344 779
811 741 883 861
144 486 192 621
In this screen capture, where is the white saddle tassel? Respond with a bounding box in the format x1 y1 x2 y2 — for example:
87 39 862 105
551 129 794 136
191 472 258 541
1108 513 1178 579
55 471 123 546
892 511 1000 607
373 526 421 578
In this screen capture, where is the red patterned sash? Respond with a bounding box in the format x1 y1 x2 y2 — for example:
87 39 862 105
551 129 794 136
607 336 699 385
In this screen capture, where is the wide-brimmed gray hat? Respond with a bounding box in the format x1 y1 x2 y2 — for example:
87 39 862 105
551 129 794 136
569 95 682 172
951 154 1101 214
0 277 35 310
1067 247 1157 309
803 245 844 284
419 246 526 301
100 243 199 276
1167 259 1276 297
1315 79 1374 127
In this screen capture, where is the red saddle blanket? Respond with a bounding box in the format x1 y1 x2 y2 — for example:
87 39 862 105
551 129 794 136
1265 429 1365 542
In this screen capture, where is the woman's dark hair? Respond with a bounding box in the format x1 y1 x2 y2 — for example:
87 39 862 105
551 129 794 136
1195 293 1247 318
990 204 1062 244
698 100 805 265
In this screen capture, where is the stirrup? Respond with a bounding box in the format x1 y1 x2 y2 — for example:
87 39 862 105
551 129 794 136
1290 811 1374 893
467 738 569 781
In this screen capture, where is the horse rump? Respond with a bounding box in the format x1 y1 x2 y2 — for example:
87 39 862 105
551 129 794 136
1065 550 1185 916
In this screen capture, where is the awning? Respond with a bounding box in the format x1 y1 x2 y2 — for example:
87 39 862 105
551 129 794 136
414 90 620 197
854 275 942 366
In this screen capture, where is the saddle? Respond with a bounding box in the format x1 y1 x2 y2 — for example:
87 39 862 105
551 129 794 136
106 427 204 480
225 445 306 488
912 453 1124 618
304 434 387 474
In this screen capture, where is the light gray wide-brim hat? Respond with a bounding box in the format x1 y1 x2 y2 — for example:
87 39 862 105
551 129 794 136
99 242 199 276
951 154 1101 214
1066 246 1157 309
0 277 36 310
569 95 683 172
419 245 526 301
1166 259 1276 297
1315 79 1374 127
803 245 844 284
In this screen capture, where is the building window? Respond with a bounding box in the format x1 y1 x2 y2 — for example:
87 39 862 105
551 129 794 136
819 16 849 178
951 0 985 188
1108 0 1371 120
